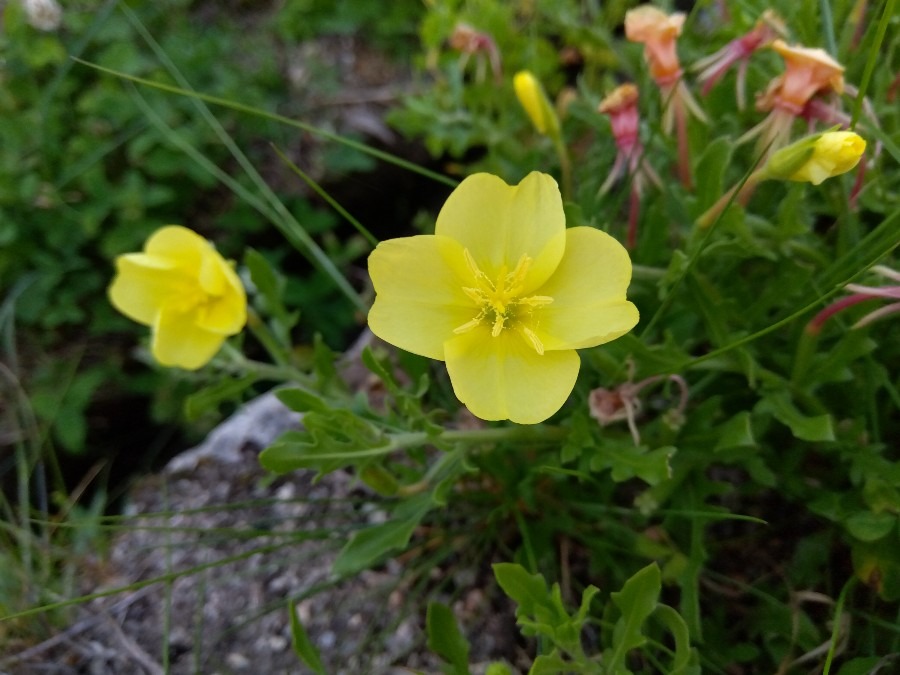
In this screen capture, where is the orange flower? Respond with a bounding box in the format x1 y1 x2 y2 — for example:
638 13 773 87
624 5 705 188
762 40 845 114
625 5 685 85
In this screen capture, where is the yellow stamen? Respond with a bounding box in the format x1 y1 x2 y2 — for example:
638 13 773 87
454 248 553 353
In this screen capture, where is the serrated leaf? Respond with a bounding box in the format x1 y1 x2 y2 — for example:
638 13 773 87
289 601 326 674
604 564 661 673
259 410 389 475
332 493 433 576
589 444 675 485
713 412 756 451
652 604 700 675
426 601 471 675
493 563 553 619
756 392 835 442
185 374 258 421
528 652 573 675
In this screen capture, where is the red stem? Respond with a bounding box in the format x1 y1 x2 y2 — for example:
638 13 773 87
806 293 877 335
627 184 640 249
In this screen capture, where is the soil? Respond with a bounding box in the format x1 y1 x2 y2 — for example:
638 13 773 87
2 388 523 675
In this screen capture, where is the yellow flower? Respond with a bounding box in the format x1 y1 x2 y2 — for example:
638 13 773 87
513 70 560 138
763 130 866 185
108 225 247 370
367 172 639 424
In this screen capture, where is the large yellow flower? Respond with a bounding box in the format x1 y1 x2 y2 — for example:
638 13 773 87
109 225 247 370
367 172 639 424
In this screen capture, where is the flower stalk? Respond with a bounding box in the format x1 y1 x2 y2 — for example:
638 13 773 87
625 5 707 190
597 84 661 248
698 130 866 227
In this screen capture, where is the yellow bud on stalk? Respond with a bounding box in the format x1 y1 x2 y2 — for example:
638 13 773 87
762 130 866 185
513 70 560 139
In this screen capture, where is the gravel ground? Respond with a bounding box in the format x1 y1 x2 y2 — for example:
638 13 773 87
3 390 522 675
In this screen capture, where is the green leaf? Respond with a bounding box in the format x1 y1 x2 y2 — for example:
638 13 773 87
245 247 299 337
852 542 900 601
362 345 401 395
259 410 389 475
289 601 326 675
528 652 575 675
652 604 700 675
588 444 675 485
185 374 258 421
844 511 897 543
332 493 433 576
276 387 329 413
358 464 399 497
604 564 662 673
493 563 595 657
492 563 554 620
756 392 835 442
426 601 471 675
694 136 734 211
836 656 895 675
713 412 756 452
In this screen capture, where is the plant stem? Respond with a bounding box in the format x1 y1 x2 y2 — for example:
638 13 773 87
553 135 573 201
389 424 568 454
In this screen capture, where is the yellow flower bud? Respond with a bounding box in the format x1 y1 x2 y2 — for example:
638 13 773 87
762 131 866 185
513 70 560 138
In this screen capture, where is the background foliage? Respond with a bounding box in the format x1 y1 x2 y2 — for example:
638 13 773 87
2 0 900 673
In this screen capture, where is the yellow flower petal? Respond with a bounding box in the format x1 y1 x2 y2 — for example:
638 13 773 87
108 253 187 326
195 251 247 334
368 234 477 360
534 227 640 350
152 306 227 370
194 287 248 334
435 172 566 292
145 225 208 268
445 329 581 424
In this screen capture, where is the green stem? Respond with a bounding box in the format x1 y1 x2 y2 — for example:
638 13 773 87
246 307 293 368
218 342 312 386
632 265 666 281
790 328 819 386
552 135 573 201
822 576 857 675
389 425 568 454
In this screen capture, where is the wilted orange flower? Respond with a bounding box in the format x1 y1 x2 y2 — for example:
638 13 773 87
625 6 685 85
761 40 845 115
625 5 706 188
597 84 661 248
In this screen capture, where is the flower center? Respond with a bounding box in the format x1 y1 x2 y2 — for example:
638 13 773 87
453 248 553 354
167 276 214 315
